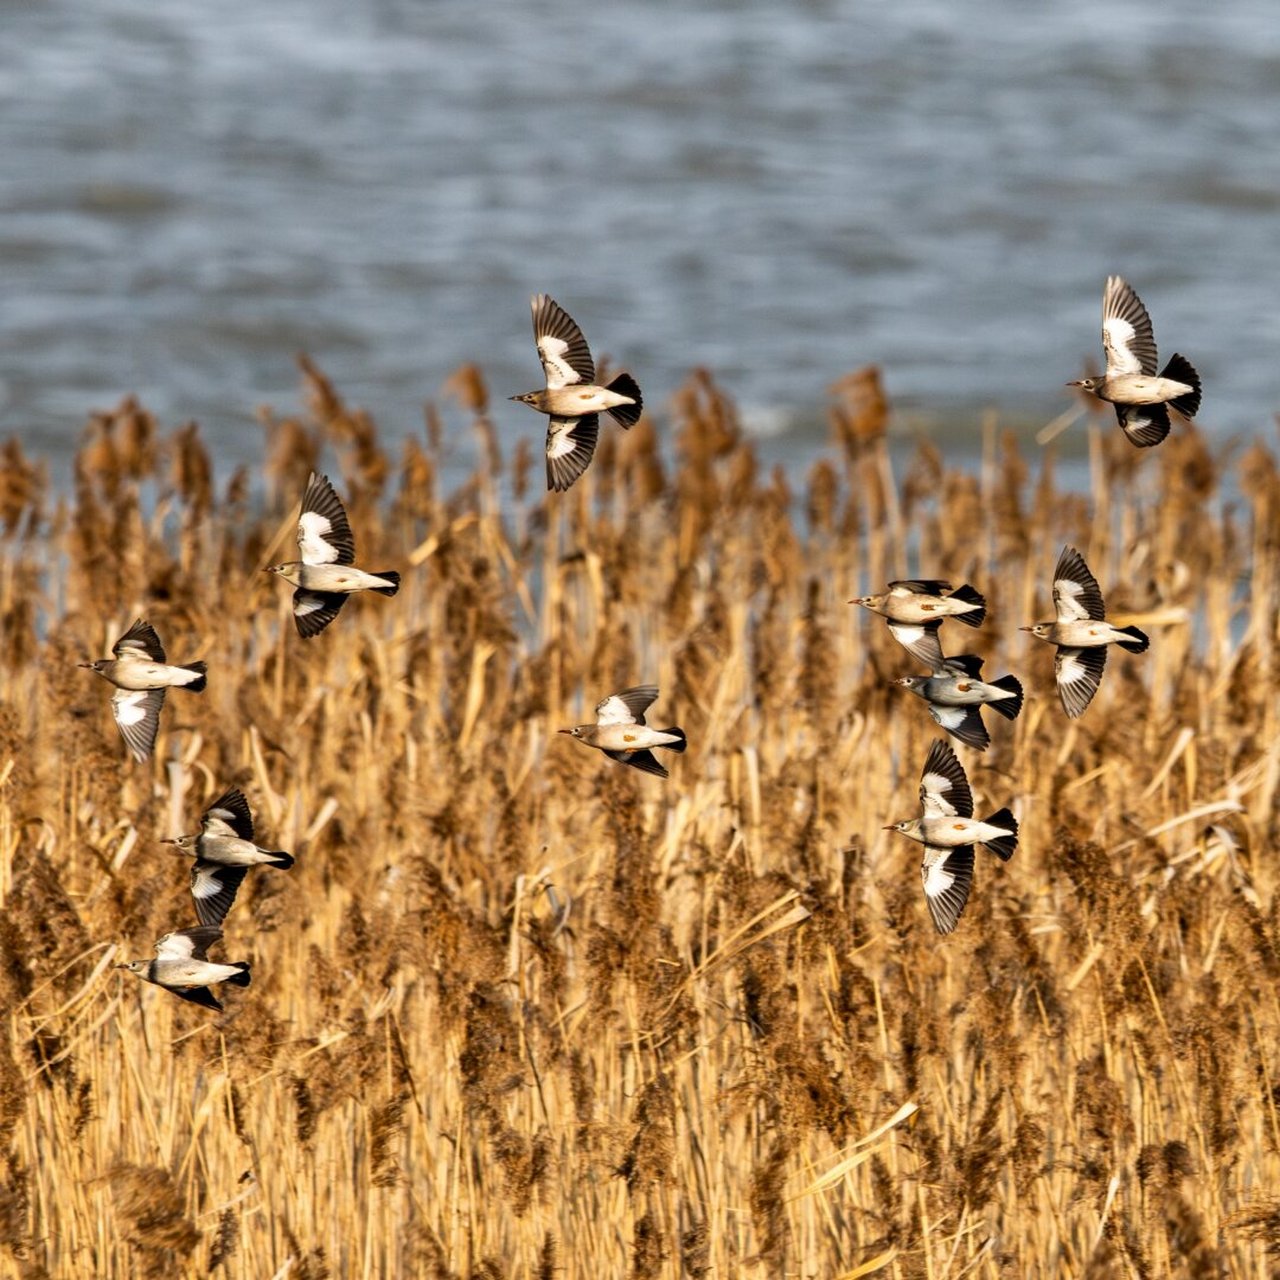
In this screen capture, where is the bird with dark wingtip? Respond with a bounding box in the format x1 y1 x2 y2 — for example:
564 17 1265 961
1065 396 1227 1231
79 620 207 762
559 685 685 778
116 926 251 1012
163 788 295 927
850 579 986 668
894 654 1023 751
1068 275 1201 448
1021 545 1149 719
510 294 643 492
266 472 400 638
884 739 1018 934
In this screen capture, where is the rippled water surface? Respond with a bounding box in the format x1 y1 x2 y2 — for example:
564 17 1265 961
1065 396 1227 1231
3 0 1279 477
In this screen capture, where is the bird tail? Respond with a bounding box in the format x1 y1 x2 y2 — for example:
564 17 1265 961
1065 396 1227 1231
372 572 401 597
226 962 252 988
982 809 1018 862
948 583 986 626
660 727 687 753
1116 626 1149 654
1161 353 1201 419
989 674 1024 720
605 373 643 428
182 662 208 693
266 852 295 870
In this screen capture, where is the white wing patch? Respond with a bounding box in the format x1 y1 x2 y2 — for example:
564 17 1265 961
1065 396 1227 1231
297 511 340 565
1102 316 1143 377
596 694 642 726
546 419 580 459
920 770 959 818
538 335 584 391
1054 576 1092 622
922 858 957 899
155 931 198 960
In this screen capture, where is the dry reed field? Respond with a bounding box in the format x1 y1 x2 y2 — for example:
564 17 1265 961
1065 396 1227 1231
3 360 1280 1278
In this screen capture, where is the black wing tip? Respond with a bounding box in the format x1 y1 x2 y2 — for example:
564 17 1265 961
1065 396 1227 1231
989 675 1024 719
1117 626 1149 654
372 572 401 597
948 583 986 625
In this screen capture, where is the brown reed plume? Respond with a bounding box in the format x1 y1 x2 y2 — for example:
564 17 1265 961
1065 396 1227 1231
0 363 1278 1277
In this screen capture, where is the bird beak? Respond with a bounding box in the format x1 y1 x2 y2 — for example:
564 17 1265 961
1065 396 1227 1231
556 727 572 735
77 661 94 669
1065 379 1085 387
891 678 909 686
1018 625 1034 632
881 824 897 831
159 837 178 846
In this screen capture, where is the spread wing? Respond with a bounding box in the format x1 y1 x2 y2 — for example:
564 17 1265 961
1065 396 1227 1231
942 654 985 678
918 738 974 819
191 863 249 928
1055 646 1107 719
155 926 223 962
887 619 945 670
111 688 166 762
595 685 658 726
202 788 255 841
292 589 348 638
1115 402 1171 448
888 579 951 596
1101 275 1157 377
920 845 975 935
114 619 165 662
170 986 224 1011
1052 546 1106 622
546 414 599 491
297 472 355 566
604 748 669 778
927 702 990 751
532 294 595 389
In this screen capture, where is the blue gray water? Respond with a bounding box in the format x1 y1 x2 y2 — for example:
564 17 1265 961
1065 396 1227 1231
3 0 1279 481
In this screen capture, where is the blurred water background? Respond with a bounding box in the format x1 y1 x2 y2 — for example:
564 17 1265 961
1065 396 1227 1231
2 0 1279 488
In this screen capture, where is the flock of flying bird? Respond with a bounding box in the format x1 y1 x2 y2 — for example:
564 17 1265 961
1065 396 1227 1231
89 276 1199 1004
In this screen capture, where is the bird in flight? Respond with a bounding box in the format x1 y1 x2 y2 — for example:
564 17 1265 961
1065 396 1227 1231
162 788 294 927
510 294 643 492
1021 545 1148 718
558 685 686 778
850 579 986 667
79 620 206 762
116 926 251 1012
1067 275 1201 447
266 472 400 637
884 739 1018 934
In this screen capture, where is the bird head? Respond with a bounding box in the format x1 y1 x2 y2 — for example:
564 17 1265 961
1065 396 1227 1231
115 960 147 975
557 726 586 739
509 392 539 407
893 676 926 692
161 834 199 855
883 818 918 837
1067 376 1104 393
849 594 884 610
1020 623 1052 639
78 659 108 673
